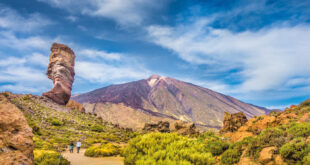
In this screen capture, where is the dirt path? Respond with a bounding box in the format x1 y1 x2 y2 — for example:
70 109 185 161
62 149 124 165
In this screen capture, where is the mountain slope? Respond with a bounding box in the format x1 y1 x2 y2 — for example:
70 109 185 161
72 75 268 129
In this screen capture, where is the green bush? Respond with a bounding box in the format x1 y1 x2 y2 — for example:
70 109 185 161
221 148 242 164
124 133 216 165
91 124 104 132
50 119 63 126
269 111 281 117
257 127 286 147
246 127 286 160
288 123 310 137
84 143 120 157
205 141 229 156
301 99 310 107
280 138 310 162
34 150 70 165
303 153 310 165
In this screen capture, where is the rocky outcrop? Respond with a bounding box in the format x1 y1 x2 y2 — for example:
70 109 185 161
143 121 170 133
259 147 276 164
0 94 34 165
174 121 199 135
220 112 248 133
66 100 85 113
43 43 75 105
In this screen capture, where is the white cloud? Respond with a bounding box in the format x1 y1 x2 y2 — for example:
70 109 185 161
0 53 50 81
147 21 310 93
0 31 52 51
0 5 52 32
0 64 51 93
66 15 78 22
79 49 122 61
37 0 169 25
75 61 150 83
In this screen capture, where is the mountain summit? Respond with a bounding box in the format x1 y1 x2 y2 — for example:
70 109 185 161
72 75 268 129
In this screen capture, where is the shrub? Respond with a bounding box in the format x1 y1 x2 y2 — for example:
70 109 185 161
288 123 310 138
301 99 310 107
221 148 242 164
205 141 229 156
269 111 281 117
253 116 264 124
50 118 63 126
246 127 286 160
197 132 220 143
257 127 286 147
84 143 120 157
91 124 104 132
34 150 70 165
280 138 310 162
124 133 216 165
303 153 310 165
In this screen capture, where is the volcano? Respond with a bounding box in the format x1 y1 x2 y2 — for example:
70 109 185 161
72 75 268 129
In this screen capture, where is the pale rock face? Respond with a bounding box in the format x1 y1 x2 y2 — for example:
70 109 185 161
42 43 75 105
0 95 34 165
147 74 167 87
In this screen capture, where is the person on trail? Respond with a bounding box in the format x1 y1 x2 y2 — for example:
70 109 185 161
69 142 74 153
76 140 81 153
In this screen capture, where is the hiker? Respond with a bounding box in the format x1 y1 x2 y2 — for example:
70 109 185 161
76 140 81 153
69 142 74 153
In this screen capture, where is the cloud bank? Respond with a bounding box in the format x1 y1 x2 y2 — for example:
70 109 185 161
147 20 310 95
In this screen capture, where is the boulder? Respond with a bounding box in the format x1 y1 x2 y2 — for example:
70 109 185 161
66 100 85 113
43 43 75 105
274 154 286 165
143 121 170 133
220 112 248 133
258 147 276 164
174 120 199 135
238 150 259 165
0 94 34 165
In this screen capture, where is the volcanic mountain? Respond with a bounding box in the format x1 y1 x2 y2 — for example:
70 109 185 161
72 75 268 129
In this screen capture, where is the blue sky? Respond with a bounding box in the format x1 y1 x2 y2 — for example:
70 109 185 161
0 0 310 109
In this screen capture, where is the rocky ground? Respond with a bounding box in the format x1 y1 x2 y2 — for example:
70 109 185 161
0 94 34 165
0 92 137 164
62 148 123 165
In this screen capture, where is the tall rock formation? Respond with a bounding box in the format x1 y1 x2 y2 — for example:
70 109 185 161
220 112 248 133
43 43 75 105
0 94 34 165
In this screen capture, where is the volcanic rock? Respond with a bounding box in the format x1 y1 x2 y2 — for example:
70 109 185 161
174 120 199 135
220 112 248 133
43 43 75 105
258 147 276 164
0 94 34 165
66 100 85 113
143 121 170 133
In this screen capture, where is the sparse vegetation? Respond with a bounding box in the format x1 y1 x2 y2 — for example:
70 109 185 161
3 93 138 164
90 124 104 132
3 92 310 165
288 123 310 137
221 148 242 164
84 142 121 157
34 150 70 165
280 138 310 163
124 132 218 165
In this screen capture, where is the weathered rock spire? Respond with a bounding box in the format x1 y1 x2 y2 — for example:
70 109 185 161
42 43 75 105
